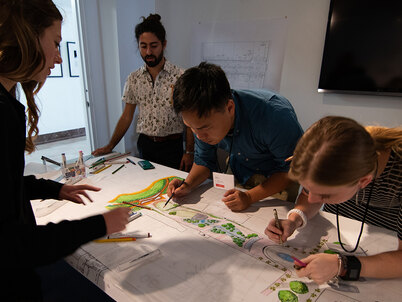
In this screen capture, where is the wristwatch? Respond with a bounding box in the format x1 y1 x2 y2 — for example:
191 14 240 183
340 255 361 281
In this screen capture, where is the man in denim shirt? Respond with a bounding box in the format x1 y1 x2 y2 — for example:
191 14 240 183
167 62 303 211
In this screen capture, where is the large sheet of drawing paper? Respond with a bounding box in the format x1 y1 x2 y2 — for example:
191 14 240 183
55 174 400 302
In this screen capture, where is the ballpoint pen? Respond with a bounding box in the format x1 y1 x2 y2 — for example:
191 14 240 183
127 158 136 165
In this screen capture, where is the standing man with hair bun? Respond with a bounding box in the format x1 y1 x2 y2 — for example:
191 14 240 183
93 14 194 171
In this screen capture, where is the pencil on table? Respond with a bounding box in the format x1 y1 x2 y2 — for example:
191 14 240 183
122 201 152 210
94 237 137 243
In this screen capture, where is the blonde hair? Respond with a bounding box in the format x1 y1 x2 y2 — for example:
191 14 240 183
289 116 401 186
365 126 402 155
0 0 62 153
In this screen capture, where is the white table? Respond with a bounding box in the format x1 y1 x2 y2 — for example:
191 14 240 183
33 157 402 302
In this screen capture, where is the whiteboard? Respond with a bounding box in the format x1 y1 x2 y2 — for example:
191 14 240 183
191 18 288 92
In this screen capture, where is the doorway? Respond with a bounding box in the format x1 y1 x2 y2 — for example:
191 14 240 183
25 0 92 173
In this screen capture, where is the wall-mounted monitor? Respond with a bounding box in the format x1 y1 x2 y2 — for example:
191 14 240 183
318 0 402 96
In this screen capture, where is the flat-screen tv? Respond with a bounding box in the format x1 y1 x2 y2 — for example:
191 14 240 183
318 0 402 96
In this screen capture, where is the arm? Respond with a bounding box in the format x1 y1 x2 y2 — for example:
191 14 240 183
265 188 323 242
167 162 211 198
248 172 291 203
222 172 291 211
358 239 402 278
296 239 402 284
92 103 136 156
180 126 195 171
224 100 303 211
288 188 323 227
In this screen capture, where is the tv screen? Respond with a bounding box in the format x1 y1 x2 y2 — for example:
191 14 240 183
318 0 402 96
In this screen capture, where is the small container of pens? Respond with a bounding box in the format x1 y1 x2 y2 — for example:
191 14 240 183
61 151 86 183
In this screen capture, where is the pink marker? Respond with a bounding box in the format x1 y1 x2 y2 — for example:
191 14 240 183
291 256 307 267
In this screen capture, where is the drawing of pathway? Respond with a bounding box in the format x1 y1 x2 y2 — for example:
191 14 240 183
106 176 182 210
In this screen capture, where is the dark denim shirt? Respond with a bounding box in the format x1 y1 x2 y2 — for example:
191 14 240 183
194 89 303 185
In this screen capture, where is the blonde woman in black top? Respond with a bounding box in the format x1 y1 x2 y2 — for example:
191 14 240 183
265 116 401 284
0 1 130 300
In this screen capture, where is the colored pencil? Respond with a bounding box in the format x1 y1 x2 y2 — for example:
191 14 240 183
91 164 111 174
94 237 137 243
112 164 125 174
291 256 307 267
122 201 152 210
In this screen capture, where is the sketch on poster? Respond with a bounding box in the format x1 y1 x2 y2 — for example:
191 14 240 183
191 18 288 92
201 41 269 89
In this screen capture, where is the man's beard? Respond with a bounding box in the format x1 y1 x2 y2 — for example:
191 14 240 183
143 52 164 68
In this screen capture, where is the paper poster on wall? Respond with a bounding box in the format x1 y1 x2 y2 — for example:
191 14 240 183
191 18 287 92
67 41 80 77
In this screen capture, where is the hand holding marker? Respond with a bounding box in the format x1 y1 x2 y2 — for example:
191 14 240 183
273 209 283 245
164 178 186 208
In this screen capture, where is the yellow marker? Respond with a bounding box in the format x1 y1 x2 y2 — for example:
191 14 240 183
94 237 137 243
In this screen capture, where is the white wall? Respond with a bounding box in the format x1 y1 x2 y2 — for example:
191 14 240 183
156 0 402 130
23 0 87 135
79 0 153 154
83 0 401 155
116 0 155 155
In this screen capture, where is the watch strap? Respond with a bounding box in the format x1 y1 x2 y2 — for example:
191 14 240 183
340 255 361 281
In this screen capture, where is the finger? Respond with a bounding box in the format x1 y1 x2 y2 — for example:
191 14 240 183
224 200 239 210
173 186 186 197
295 267 309 278
71 195 85 205
271 230 282 241
79 190 94 203
264 226 281 242
264 226 273 237
167 184 173 196
223 188 236 197
75 185 101 191
222 193 237 203
300 254 316 264
167 180 179 196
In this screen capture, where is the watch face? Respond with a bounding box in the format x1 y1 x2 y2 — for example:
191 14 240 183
345 256 361 281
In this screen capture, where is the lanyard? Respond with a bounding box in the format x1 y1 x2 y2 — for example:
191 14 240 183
336 167 377 253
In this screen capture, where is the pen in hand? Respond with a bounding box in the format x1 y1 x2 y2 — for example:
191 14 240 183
273 208 283 245
163 179 186 208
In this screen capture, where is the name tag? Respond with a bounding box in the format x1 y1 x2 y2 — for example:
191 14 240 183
213 172 234 190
